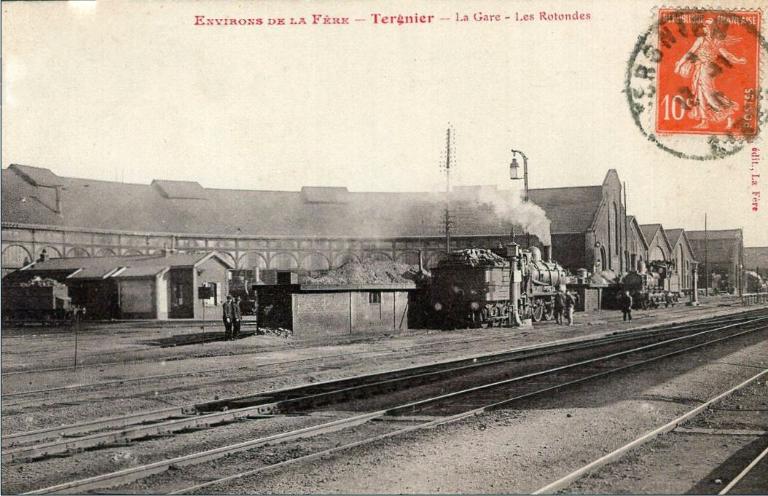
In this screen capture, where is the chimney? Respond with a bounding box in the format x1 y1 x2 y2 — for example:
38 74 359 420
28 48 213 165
545 245 553 262
418 250 424 274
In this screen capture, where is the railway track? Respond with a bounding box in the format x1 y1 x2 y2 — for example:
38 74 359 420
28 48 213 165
4 312 761 453
7 309 767 494
4 309 759 410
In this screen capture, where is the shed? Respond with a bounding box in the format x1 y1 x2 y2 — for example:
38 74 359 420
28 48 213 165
257 261 417 338
4 251 233 319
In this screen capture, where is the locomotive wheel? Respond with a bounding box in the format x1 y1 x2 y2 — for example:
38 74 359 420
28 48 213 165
531 302 544 322
543 299 554 321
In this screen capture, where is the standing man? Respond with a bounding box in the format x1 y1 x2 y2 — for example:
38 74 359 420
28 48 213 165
620 290 633 322
564 291 576 326
222 295 235 340
232 296 243 339
554 289 565 325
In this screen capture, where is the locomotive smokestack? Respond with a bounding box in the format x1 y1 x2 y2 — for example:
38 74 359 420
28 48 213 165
545 245 552 262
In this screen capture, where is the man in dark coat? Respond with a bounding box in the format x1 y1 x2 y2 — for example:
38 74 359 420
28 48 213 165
620 290 633 322
554 289 565 325
222 295 235 340
232 296 243 339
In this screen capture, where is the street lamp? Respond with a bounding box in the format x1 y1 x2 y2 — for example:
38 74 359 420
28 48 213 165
510 149 529 202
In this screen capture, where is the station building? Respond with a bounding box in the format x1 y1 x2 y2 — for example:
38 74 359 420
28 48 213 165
664 228 697 292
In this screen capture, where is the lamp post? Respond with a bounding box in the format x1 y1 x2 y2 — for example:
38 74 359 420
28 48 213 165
509 149 529 202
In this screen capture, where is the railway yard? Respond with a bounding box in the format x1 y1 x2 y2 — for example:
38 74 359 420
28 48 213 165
0 296 766 494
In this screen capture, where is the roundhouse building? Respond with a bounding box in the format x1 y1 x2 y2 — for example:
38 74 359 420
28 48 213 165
2 164 550 278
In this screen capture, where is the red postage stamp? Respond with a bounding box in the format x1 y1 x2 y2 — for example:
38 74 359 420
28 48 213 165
656 9 761 137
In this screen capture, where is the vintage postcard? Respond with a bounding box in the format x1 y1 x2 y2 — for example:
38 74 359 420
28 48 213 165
2 0 767 494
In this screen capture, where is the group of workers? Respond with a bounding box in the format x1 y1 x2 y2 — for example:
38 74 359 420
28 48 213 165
553 288 577 326
221 295 242 340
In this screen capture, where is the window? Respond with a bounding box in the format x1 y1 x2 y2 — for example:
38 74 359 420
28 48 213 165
173 282 185 306
369 291 381 304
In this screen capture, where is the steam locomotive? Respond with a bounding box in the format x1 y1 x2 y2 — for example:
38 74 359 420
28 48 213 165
429 244 569 328
619 260 681 309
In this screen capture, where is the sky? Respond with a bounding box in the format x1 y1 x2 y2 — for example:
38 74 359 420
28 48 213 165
3 0 766 246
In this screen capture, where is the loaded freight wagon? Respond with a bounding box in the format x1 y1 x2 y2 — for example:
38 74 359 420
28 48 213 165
1 278 74 325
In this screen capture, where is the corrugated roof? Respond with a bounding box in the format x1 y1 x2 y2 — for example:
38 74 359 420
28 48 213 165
528 186 603 233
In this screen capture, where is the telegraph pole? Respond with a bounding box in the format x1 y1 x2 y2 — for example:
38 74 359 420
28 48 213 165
704 213 709 296
441 125 455 254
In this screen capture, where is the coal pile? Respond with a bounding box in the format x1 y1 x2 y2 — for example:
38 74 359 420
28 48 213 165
302 261 418 285
439 249 507 268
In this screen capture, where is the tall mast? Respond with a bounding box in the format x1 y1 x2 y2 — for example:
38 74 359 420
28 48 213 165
441 125 455 253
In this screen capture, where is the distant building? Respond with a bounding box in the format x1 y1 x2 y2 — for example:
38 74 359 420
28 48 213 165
664 228 697 291
3 252 233 319
744 247 768 278
640 224 673 263
686 229 744 293
626 215 648 272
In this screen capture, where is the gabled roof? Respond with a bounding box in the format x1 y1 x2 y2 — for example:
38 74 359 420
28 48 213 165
640 223 661 243
13 251 234 280
1 166 542 239
665 228 684 247
665 228 697 261
627 215 648 250
528 185 603 233
640 223 673 254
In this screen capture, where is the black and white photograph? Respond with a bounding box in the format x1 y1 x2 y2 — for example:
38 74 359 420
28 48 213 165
1 0 767 493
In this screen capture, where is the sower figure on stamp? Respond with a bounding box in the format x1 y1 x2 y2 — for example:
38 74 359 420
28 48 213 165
232 296 242 339
554 288 565 325
222 295 235 340
620 290 633 322
674 17 747 130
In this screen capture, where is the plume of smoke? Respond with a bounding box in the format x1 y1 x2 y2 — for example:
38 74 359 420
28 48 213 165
451 186 552 246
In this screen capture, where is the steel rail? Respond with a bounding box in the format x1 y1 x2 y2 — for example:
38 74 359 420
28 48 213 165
22 317 768 494
170 323 768 493
531 368 768 494
3 306 761 377
8 313 757 455
718 445 768 495
0 324 674 457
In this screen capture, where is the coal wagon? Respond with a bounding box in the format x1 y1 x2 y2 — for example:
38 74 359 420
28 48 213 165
2 279 75 325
